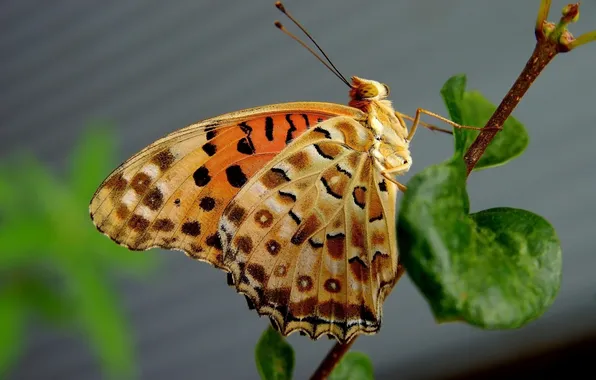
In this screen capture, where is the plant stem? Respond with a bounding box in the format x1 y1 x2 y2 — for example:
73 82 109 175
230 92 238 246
463 39 558 175
464 1 586 174
309 339 356 380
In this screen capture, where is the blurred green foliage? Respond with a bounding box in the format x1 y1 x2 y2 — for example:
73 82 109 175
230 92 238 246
329 352 373 380
0 123 156 379
255 326 295 380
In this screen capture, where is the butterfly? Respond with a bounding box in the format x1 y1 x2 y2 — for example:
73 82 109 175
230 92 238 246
89 2 465 343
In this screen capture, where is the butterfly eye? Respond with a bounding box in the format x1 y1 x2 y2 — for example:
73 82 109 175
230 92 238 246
382 83 390 97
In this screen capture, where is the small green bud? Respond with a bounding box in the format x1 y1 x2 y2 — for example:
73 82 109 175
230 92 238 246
561 3 580 23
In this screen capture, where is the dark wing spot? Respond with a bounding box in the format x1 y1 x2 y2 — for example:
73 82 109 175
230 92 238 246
236 235 253 254
143 187 164 211
153 218 175 232
265 116 274 141
278 190 297 202
116 204 130 219
379 180 387 192
265 287 291 306
128 214 150 232
105 173 128 191
238 121 252 134
131 172 151 194
227 204 246 225
335 164 352 178
174 198 181 206
314 144 333 160
313 142 343 160
285 114 297 144
152 150 175 170
308 237 324 249
261 168 291 189
313 126 331 139
326 233 346 259
266 240 281 256
327 232 346 259
291 229 309 245
296 275 313 292
288 210 301 224
202 142 217 156
237 137 255 155
206 232 223 250
271 167 290 181
181 221 201 236
369 213 383 223
291 214 321 246
320 177 343 199
248 263 267 283
189 243 203 255
205 126 217 140
227 272 235 286
349 256 369 282
372 250 389 263
301 114 310 129
193 166 211 187
199 197 216 211
352 186 366 209
349 256 368 267
324 278 341 293
274 264 287 276
226 165 248 188
254 209 274 228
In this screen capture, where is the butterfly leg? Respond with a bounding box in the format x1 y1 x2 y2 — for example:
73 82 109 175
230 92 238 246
399 109 500 142
381 164 409 192
395 112 452 135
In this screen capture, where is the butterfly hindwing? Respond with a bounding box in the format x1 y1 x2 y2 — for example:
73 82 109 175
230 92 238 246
89 102 363 269
218 116 401 342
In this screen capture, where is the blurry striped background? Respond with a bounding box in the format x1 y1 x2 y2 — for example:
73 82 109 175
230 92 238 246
2 1 595 379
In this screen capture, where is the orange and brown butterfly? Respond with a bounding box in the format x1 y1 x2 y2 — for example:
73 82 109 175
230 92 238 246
89 2 461 343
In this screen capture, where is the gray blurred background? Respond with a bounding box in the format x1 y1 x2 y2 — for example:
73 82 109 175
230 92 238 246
2 0 595 379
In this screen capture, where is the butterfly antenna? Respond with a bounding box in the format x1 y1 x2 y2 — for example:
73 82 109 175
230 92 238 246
274 2 352 88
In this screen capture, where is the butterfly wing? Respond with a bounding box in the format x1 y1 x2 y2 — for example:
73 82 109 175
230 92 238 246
90 102 363 269
218 116 403 342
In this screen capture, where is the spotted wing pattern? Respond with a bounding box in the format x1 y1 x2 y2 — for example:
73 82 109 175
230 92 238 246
89 102 361 269
218 117 403 342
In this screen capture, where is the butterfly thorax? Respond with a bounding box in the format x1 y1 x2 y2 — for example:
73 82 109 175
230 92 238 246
348 76 412 176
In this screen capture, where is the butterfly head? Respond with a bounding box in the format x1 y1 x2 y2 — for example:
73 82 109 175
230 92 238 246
349 76 390 102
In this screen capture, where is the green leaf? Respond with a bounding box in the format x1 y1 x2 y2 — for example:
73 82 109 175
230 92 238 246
0 122 153 380
329 352 374 380
440 75 470 155
20 278 75 326
0 288 25 378
397 158 562 328
440 75 529 170
255 326 294 380
70 266 136 380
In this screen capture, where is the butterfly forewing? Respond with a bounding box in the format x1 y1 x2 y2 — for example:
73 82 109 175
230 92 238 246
218 117 401 342
90 102 361 268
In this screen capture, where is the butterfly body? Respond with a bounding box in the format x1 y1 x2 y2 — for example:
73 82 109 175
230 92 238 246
90 76 410 343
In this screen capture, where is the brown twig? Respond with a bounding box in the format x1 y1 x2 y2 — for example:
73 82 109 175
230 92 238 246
309 2 592 379
309 339 356 380
463 1 582 175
